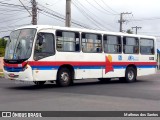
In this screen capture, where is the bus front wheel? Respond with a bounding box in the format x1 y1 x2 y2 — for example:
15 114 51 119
56 67 73 87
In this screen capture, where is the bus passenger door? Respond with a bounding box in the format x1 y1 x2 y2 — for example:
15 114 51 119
32 32 57 81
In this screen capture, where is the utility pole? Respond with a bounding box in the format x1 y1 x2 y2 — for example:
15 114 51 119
132 26 142 34
118 12 132 32
65 0 71 27
31 0 37 25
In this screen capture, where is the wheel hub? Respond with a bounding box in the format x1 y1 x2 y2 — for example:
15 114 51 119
61 72 69 82
128 71 134 80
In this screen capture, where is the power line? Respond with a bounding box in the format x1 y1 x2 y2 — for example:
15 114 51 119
0 7 24 11
6 16 30 26
0 12 26 21
127 14 136 27
19 0 32 16
0 23 31 30
85 0 117 15
0 16 30 24
73 0 113 30
129 17 160 21
78 0 115 30
93 0 117 15
39 11 64 23
0 1 30 8
0 29 14 32
72 0 105 30
38 3 93 29
100 0 118 14
39 8 90 29
40 11 86 29
0 0 11 2
44 0 63 6
0 10 26 16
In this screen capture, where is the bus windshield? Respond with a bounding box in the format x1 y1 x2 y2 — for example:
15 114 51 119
4 28 36 61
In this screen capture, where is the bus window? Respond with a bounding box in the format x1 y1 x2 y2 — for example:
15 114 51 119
82 33 102 53
34 33 55 60
140 38 154 55
103 35 121 53
56 30 80 52
123 37 139 54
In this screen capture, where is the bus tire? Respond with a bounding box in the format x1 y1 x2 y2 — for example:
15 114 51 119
98 78 111 83
56 67 72 87
125 67 136 83
34 81 46 86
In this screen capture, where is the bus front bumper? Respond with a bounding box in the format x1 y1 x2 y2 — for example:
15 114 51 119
3 65 34 81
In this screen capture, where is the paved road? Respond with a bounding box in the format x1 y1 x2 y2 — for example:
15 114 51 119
0 71 160 119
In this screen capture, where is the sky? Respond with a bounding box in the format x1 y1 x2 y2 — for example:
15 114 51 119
0 0 160 44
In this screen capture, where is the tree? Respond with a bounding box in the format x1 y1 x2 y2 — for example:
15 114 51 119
126 29 133 34
0 38 7 57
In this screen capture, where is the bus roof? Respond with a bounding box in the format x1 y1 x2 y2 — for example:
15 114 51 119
17 25 156 39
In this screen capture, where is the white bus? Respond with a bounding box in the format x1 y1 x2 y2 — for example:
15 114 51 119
3 25 157 86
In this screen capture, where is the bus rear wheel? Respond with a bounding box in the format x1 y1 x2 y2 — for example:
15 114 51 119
56 67 73 87
125 67 137 83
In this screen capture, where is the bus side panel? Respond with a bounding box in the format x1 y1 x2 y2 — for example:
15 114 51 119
102 54 125 78
31 56 57 81
32 70 57 81
75 53 104 79
137 68 156 76
102 69 125 78
137 54 157 76
55 52 104 79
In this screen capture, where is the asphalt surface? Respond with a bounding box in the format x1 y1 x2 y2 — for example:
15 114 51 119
0 71 160 120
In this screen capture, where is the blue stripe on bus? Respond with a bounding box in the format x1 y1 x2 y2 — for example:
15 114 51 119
31 66 59 70
137 66 157 68
4 65 156 72
30 65 156 70
4 66 23 72
74 66 104 69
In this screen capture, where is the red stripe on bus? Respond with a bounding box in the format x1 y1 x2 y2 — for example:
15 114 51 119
4 61 157 67
28 61 157 66
3 62 27 67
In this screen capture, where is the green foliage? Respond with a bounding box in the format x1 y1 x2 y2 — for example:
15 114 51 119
0 38 7 57
126 29 133 34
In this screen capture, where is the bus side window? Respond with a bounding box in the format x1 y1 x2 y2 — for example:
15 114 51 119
123 37 139 54
103 35 121 53
140 38 154 55
82 33 102 53
56 30 80 52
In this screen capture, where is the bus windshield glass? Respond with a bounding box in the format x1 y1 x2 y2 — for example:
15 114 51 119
4 28 36 60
